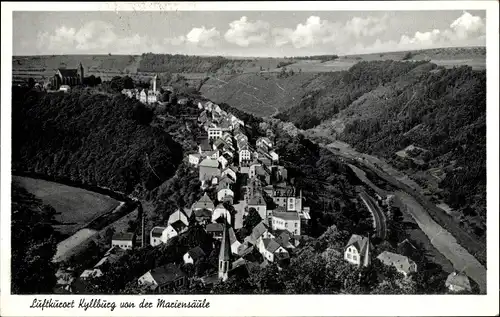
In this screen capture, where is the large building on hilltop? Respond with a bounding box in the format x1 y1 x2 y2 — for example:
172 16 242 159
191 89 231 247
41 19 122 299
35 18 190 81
52 63 84 90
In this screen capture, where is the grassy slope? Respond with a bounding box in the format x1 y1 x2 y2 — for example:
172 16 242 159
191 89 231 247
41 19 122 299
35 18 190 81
13 176 119 236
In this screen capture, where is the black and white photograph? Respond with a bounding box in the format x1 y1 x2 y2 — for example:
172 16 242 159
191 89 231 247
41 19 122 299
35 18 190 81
1 1 499 316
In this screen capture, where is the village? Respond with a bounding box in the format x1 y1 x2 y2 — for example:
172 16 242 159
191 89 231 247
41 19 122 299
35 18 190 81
49 72 473 295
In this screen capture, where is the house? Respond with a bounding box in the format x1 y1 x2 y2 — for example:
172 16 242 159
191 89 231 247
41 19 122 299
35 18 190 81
217 188 234 205
208 124 223 140
138 264 187 292
168 209 189 227
183 246 206 265
139 89 148 104
271 185 302 212
234 133 249 148
244 221 272 246
218 153 232 170
161 222 188 243
344 234 371 267
205 150 220 160
221 166 238 181
249 162 262 179
258 238 289 263
213 138 234 152
221 132 233 144
271 210 301 235
188 153 203 166
256 137 273 150
150 226 166 247
192 193 215 211
80 269 103 280
445 272 472 293
239 144 252 165
376 251 417 277
111 232 134 250
94 246 126 268
199 158 220 182
147 90 160 104
247 194 267 221
269 150 279 163
397 239 419 259
206 223 224 240
212 204 233 225
272 166 288 183
255 165 272 185
273 229 298 249
194 208 212 225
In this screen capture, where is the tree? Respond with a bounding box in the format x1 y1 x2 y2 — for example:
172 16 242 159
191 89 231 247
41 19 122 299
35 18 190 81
243 208 262 230
28 77 35 89
11 183 58 294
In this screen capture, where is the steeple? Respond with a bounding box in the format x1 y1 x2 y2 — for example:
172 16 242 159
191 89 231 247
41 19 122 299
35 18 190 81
362 235 371 267
79 62 84 84
218 217 231 281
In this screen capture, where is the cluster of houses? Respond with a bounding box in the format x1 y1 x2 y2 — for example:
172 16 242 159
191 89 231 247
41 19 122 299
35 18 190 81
54 98 475 294
121 75 166 105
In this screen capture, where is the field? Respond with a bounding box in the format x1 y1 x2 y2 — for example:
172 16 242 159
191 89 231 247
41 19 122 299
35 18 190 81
13 176 120 237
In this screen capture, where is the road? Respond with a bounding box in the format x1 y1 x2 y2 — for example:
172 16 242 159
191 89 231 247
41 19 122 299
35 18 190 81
358 190 387 239
320 141 487 294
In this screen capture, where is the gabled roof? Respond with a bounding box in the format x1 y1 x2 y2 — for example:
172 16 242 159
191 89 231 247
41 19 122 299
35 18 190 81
223 165 238 174
151 226 166 238
272 210 300 221
217 176 236 191
149 264 186 287
112 232 134 241
445 272 472 291
57 68 79 77
262 238 283 253
200 158 219 168
228 227 239 246
168 209 189 227
376 251 417 275
249 221 269 242
169 220 186 233
193 193 215 210
187 246 206 261
345 234 370 254
206 222 223 233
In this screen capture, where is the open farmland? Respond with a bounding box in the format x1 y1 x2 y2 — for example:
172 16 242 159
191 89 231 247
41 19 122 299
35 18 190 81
13 176 120 237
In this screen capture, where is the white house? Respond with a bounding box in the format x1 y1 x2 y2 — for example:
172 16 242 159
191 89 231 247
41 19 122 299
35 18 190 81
208 124 223 140
218 154 230 170
80 269 103 279
217 188 234 204
111 232 134 250
168 209 189 227
139 89 148 104
221 166 238 181
445 272 472 293
222 132 233 144
59 85 71 92
150 226 166 247
256 137 273 150
183 246 206 265
138 264 187 292
376 251 417 277
271 210 301 235
269 150 279 163
258 238 289 263
249 162 262 179
161 223 187 243
239 145 252 165
192 193 215 211
344 234 371 267
188 153 203 166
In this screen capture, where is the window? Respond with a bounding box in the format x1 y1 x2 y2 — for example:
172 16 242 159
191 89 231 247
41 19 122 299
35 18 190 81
295 223 298 227
347 253 352 259
285 223 288 227
352 255 358 262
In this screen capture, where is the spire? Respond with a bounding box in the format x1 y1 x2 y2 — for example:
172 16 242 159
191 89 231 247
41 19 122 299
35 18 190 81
218 216 231 281
363 235 371 267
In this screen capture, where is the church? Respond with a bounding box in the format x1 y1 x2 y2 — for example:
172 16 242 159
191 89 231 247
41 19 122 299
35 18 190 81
52 63 84 90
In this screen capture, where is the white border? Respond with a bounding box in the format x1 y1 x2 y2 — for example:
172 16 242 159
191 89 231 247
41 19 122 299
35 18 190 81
1 2 499 316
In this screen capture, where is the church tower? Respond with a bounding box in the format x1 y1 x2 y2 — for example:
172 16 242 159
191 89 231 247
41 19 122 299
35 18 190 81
218 218 231 282
152 74 157 93
79 62 84 85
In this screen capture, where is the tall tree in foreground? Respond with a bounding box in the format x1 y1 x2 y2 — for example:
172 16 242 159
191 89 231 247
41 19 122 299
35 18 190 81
11 182 58 294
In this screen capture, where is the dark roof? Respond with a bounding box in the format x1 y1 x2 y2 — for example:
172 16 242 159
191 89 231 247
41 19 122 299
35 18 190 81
262 238 282 253
249 221 269 243
206 222 223 233
169 220 186 233
199 139 212 151
187 246 206 261
194 208 212 219
151 227 165 237
149 264 186 286
57 68 79 78
112 232 134 241
272 211 300 221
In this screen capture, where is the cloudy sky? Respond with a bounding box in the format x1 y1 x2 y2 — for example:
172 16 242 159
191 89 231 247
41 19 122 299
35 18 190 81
13 10 486 57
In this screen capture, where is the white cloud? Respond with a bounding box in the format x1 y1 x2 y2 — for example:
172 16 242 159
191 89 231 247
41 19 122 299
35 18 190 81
186 26 220 47
224 16 270 47
272 15 388 49
349 11 486 54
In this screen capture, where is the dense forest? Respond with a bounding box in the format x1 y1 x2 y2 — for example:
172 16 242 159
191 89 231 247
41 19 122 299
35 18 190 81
12 87 183 195
277 61 486 243
11 183 58 294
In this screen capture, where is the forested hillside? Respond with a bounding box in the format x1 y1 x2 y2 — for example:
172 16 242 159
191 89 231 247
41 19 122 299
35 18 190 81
12 87 183 195
277 61 486 242
11 183 58 294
